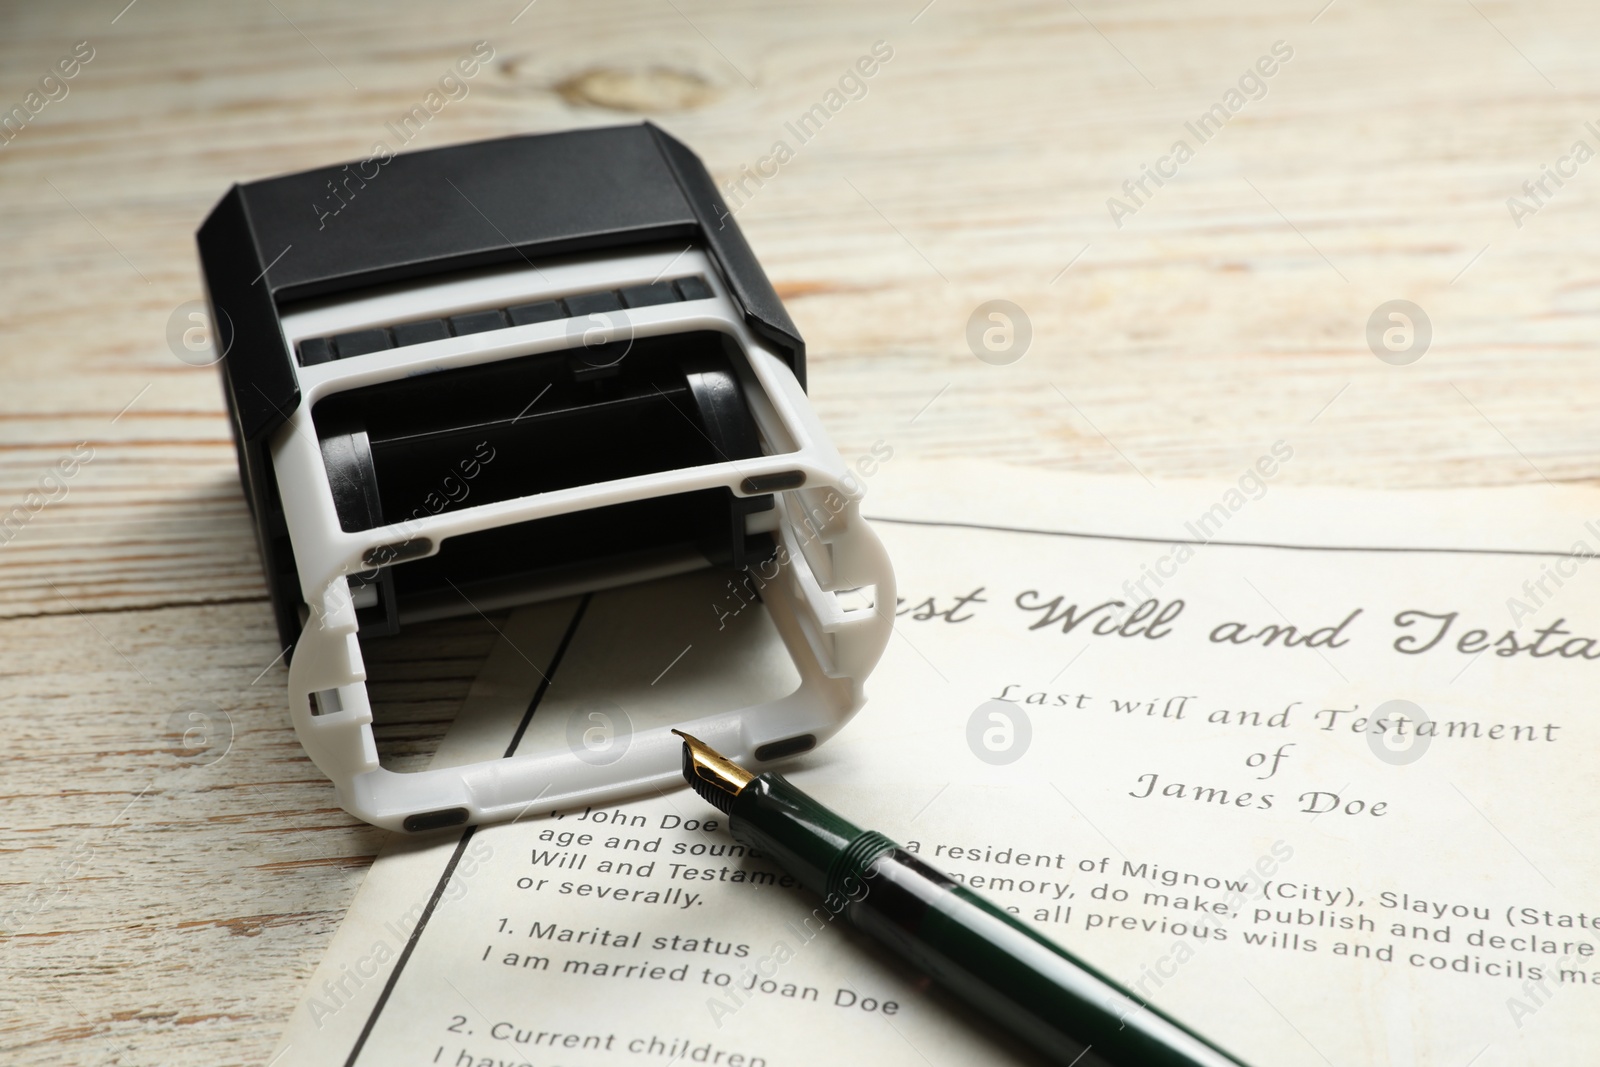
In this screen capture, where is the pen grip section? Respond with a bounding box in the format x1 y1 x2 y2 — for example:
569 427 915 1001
729 774 872 895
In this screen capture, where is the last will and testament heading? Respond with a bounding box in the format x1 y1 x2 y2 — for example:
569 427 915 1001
884 584 1600 664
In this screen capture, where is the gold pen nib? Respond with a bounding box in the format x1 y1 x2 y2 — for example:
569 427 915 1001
672 730 754 814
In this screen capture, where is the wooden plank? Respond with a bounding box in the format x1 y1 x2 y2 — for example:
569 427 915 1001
0 602 500 1066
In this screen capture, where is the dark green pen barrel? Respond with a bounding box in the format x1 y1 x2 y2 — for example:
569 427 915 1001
730 775 1249 1067
849 851 1246 1066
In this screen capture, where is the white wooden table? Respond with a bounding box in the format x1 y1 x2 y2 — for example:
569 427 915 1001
3 2 1597 1063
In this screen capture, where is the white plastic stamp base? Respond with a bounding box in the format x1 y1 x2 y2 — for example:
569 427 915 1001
271 248 895 832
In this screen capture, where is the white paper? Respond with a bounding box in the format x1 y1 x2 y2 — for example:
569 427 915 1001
273 459 1600 1067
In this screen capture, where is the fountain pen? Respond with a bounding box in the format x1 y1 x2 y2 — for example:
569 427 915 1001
672 731 1253 1067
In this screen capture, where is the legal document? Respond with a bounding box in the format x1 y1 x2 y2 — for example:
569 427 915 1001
274 458 1600 1066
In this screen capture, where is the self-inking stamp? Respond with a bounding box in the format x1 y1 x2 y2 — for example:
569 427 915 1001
197 124 894 833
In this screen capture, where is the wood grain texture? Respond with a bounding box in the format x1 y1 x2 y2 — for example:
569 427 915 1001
2 1 1597 1063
